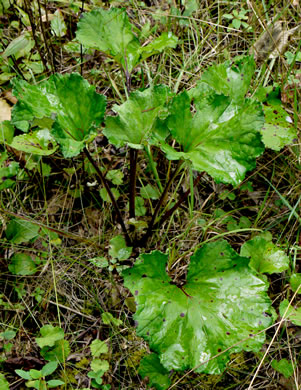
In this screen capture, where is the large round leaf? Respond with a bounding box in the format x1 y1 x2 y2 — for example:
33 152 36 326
240 232 289 274
76 8 140 72
159 85 264 185
103 85 172 148
12 73 106 157
76 8 178 73
123 240 273 374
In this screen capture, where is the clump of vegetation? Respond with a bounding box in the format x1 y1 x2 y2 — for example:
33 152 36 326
0 1 300 389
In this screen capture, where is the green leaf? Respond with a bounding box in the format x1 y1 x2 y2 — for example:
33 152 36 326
0 157 19 190
9 129 58 156
88 257 109 268
0 120 14 143
289 274 301 294
101 312 122 327
261 105 297 151
232 18 241 29
139 353 171 390
106 170 124 185
103 85 172 148
123 240 273 374
99 187 120 202
8 253 37 276
279 299 301 326
197 55 256 103
40 339 70 363
15 369 32 380
3 33 32 57
90 339 109 357
36 325 64 348
27 379 45 390
109 235 133 260
90 359 109 373
76 8 140 72
51 10 66 37
240 233 289 274
271 358 294 378
139 32 178 62
140 184 160 200
41 361 58 377
6 219 40 244
76 8 177 72
29 369 42 380
0 330 16 340
134 196 146 217
12 73 106 157
0 373 9 390
161 87 264 185
47 380 65 388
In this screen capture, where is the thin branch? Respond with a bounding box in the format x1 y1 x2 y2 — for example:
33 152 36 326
83 147 131 246
129 149 138 219
156 172 203 228
138 160 183 247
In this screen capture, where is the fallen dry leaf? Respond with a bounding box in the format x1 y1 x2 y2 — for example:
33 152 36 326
0 97 11 121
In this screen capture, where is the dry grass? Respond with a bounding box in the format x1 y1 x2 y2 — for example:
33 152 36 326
0 0 300 389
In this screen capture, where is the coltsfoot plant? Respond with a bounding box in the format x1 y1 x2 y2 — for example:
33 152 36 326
1 6 298 388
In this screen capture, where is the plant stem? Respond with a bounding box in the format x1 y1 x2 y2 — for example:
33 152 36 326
156 172 203 229
83 147 131 245
24 0 48 73
129 148 138 219
138 160 183 247
145 145 163 192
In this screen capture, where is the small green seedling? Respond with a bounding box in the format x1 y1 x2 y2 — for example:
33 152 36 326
223 8 251 30
88 339 110 389
15 361 64 390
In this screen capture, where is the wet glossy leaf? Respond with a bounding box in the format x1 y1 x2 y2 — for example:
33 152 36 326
9 129 58 156
76 8 140 72
240 233 289 274
199 55 255 103
90 339 108 357
123 240 273 374
289 274 301 294
139 353 171 390
160 86 264 185
6 219 39 244
76 8 177 72
103 85 172 148
36 325 64 348
271 358 294 378
261 105 297 151
12 73 106 157
8 253 37 275
109 235 132 261
279 299 301 326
